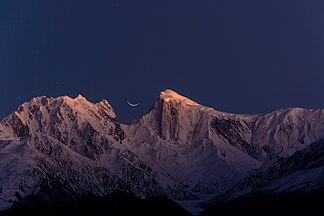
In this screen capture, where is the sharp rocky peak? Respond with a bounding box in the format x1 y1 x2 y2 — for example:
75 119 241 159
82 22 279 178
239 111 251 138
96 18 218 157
0 95 118 138
138 90 209 142
159 89 200 106
19 95 113 112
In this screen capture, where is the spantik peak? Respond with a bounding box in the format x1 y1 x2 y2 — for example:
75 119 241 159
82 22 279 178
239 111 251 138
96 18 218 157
159 89 200 106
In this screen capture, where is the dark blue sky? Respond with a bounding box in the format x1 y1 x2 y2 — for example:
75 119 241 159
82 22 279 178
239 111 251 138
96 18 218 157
0 0 324 123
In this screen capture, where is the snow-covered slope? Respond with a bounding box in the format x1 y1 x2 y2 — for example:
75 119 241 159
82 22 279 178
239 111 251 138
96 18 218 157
221 138 324 203
127 90 324 199
127 90 261 199
252 108 324 157
0 89 323 212
254 138 324 193
0 95 163 210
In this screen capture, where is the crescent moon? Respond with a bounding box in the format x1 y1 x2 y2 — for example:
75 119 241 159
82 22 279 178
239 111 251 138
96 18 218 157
127 101 140 107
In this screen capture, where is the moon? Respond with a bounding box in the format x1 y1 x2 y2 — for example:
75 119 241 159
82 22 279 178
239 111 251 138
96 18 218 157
127 101 140 107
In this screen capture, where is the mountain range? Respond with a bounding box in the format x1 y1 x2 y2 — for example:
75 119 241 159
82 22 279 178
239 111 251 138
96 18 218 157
0 89 323 215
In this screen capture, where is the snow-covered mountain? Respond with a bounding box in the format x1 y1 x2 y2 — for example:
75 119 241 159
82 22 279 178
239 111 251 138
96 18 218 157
255 138 324 192
127 90 261 200
0 89 323 213
0 95 163 210
199 138 324 215
233 138 324 197
252 107 324 157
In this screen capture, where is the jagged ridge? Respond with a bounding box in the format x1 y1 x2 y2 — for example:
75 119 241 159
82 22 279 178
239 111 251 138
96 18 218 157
0 90 323 214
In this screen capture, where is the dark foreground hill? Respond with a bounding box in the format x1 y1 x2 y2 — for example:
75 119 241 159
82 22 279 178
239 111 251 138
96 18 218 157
1 191 192 216
198 189 324 216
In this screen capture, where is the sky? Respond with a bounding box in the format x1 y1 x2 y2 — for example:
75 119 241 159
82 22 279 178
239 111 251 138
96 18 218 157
0 0 324 123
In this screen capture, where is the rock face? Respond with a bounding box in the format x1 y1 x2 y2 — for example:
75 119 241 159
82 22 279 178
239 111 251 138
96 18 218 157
0 89 323 212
